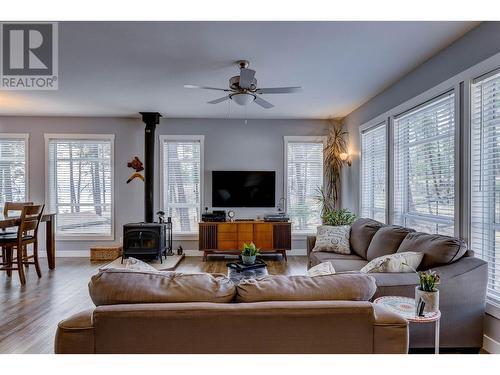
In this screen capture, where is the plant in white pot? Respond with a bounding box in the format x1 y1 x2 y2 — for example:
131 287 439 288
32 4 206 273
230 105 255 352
415 269 440 314
241 242 260 265
404 263 441 314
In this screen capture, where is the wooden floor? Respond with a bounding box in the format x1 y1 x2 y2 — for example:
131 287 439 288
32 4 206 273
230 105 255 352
0 255 308 354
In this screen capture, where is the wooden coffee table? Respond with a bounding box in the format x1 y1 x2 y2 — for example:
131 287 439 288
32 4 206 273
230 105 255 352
374 295 441 354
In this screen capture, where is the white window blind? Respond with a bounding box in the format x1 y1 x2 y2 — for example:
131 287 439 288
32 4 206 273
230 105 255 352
471 69 500 305
162 137 202 234
47 136 113 238
361 124 387 223
393 92 455 235
0 135 27 212
286 139 324 233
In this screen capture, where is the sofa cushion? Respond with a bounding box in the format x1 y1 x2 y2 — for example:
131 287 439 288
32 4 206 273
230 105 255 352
89 269 236 306
309 252 369 272
396 232 467 270
329 259 369 272
309 251 366 267
366 225 415 261
350 218 384 259
235 274 377 303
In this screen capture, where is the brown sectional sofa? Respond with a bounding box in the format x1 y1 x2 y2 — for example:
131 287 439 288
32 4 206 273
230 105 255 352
307 218 488 352
55 270 409 354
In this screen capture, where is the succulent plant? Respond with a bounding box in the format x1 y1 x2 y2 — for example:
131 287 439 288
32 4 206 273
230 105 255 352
242 242 260 256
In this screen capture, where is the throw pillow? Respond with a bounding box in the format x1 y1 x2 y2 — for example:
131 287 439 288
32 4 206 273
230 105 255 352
307 262 336 277
124 257 160 272
102 257 160 273
360 251 424 273
312 225 351 254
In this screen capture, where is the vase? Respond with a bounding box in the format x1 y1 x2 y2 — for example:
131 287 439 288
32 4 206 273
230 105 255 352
415 286 439 314
241 255 256 265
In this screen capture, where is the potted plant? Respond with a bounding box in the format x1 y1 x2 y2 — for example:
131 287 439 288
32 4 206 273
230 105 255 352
404 264 441 314
241 242 260 265
415 269 440 314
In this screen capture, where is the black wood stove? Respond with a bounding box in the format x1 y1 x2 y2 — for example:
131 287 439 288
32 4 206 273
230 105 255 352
122 112 173 263
122 221 172 262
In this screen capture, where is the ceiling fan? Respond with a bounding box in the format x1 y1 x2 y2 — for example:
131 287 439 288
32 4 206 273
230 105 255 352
184 60 302 109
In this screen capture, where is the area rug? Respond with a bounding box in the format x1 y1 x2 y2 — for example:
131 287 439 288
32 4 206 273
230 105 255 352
100 254 185 271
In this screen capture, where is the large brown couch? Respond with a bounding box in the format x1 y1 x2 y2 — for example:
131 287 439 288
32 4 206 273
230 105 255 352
307 218 489 352
55 270 408 354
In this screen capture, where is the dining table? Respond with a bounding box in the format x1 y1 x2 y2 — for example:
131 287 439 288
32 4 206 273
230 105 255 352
0 212 57 269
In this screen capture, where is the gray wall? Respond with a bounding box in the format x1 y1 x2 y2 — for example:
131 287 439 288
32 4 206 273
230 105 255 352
0 116 329 254
341 21 500 351
341 21 500 213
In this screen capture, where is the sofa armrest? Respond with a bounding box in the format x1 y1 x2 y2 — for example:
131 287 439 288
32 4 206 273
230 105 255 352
372 304 409 354
55 309 95 354
307 236 316 257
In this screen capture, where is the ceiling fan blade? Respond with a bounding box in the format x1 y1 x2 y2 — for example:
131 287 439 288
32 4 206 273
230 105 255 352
256 87 302 94
239 68 256 89
254 96 274 109
207 96 230 104
184 84 228 92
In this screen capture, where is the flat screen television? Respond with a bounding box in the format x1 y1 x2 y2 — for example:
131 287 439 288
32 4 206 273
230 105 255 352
212 171 276 207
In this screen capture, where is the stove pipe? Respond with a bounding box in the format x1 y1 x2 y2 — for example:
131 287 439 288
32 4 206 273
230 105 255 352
140 112 162 223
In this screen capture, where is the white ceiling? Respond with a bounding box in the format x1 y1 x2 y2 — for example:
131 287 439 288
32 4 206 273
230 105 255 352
0 21 479 119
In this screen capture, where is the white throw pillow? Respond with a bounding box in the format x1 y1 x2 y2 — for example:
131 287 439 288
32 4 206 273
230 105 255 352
102 257 160 273
360 251 424 273
307 262 336 277
312 225 351 254
124 257 160 272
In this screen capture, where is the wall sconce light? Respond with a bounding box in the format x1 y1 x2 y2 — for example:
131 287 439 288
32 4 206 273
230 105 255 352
339 152 352 167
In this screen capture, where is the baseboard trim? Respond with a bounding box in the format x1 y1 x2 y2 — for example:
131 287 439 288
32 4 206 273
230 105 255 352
40 250 90 258
483 334 500 354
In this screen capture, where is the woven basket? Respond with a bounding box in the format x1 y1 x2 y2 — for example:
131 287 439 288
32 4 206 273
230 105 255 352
90 245 123 261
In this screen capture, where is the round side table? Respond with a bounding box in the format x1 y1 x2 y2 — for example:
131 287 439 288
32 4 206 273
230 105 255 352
374 296 441 354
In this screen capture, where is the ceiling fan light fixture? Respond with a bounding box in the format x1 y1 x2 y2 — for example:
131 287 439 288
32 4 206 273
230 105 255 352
230 93 255 106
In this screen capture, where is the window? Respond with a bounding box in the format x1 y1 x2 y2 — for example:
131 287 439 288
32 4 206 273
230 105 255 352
471 69 500 306
393 92 455 235
160 135 203 235
46 134 114 239
360 123 387 223
0 134 28 212
285 136 325 233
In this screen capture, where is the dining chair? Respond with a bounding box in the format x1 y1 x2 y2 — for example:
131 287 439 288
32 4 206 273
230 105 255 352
0 204 45 285
1 202 34 268
1 201 34 235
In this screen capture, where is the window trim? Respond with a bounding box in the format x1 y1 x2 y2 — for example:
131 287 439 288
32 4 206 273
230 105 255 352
283 135 327 235
44 133 115 241
0 133 30 208
159 134 205 238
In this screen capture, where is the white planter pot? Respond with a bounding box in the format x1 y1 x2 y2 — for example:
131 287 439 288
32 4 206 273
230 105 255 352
415 286 439 314
241 255 256 265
